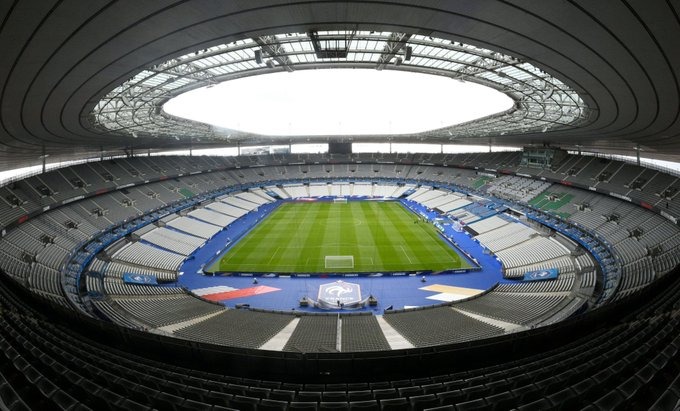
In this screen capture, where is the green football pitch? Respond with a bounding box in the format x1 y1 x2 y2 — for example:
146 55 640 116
207 201 473 273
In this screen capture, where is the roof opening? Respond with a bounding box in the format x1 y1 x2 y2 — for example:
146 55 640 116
163 68 514 136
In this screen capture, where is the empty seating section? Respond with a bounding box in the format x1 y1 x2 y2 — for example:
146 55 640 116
352 182 373 196
406 186 432 202
615 258 657 300
560 186 680 296
335 182 351 196
284 316 338 352
374 184 413 198
1 280 677 411
98 260 177 282
449 202 497 224
283 185 309 198
410 189 447 208
383 307 504 346
112 295 224 328
113 242 185 272
141 227 205 256
340 315 391 352
205 200 248 217
103 278 185 297
266 185 291 199
236 191 271 205
222 196 259 212
134 226 158 242
495 274 576 293
187 208 235 227
174 310 294 348
26 264 63 297
90 299 148 329
456 292 567 325
504 255 577 278
0 245 31 283
496 237 571 269
249 188 277 202
474 222 535 252
308 183 328 197
426 192 460 210
166 216 221 239
485 175 552 202
413 190 467 212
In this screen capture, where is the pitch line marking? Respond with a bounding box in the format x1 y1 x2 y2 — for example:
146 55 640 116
399 245 413 264
268 246 281 263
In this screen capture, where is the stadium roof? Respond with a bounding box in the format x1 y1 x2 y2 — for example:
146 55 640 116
0 1 679 168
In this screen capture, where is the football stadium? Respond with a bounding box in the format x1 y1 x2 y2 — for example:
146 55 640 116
1 2 680 410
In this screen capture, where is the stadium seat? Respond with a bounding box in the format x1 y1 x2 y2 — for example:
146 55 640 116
435 390 466 406
323 391 349 402
650 389 680 410
545 387 579 410
205 390 234 403
230 395 259 411
259 399 288 411
270 389 296 401
319 401 351 410
421 406 454 411
348 390 373 401
420 383 445 395
483 391 516 410
50 389 81 411
515 397 553 411
298 391 323 402
454 398 491 411
397 386 423 398
348 400 380 410
379 397 409 411
289 402 320 411
150 391 184 411
592 390 626 410
408 394 438 411
372 388 398 400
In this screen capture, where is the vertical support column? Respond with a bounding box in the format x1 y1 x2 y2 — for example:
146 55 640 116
41 146 46 174
237 141 241 156
441 144 444 154
636 145 641 166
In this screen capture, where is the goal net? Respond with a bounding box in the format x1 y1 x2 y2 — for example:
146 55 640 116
325 255 354 269
333 197 348 204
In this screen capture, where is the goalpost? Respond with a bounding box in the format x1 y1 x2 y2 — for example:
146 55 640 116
325 255 354 269
333 197 347 204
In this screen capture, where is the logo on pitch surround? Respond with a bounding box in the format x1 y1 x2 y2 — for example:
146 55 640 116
318 280 361 305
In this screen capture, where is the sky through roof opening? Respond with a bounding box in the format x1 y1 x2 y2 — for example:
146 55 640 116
164 69 514 136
